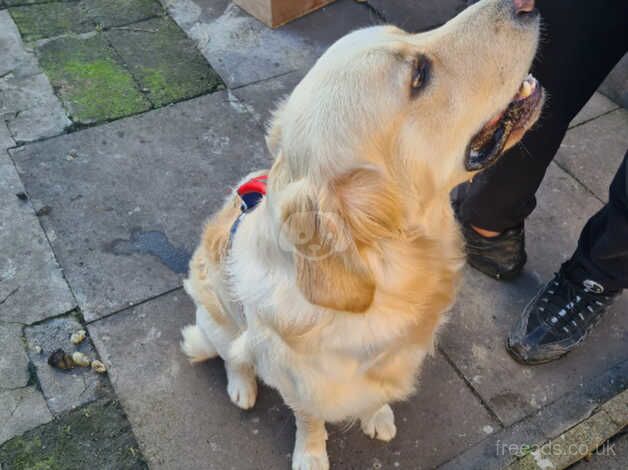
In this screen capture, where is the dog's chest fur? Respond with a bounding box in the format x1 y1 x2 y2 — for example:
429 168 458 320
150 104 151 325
225 207 463 422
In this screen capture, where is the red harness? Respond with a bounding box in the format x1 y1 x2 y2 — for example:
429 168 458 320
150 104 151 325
237 174 268 212
230 174 268 242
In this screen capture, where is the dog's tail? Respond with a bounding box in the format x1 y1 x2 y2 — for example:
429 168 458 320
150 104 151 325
180 325 218 363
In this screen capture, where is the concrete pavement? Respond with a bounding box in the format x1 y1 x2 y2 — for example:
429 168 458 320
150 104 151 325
0 1 626 468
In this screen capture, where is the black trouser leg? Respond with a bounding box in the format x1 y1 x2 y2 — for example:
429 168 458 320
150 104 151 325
567 154 628 290
458 0 628 231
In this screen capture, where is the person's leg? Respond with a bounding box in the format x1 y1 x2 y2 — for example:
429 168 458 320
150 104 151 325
458 0 628 232
507 153 627 364
568 153 628 290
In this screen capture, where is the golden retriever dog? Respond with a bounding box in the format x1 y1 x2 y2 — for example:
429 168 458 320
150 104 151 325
181 0 544 467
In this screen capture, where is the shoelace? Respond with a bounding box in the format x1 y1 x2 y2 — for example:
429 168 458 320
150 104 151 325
537 272 613 335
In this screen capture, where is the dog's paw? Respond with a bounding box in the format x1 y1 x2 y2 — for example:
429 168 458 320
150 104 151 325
226 367 257 410
292 450 329 470
361 404 397 442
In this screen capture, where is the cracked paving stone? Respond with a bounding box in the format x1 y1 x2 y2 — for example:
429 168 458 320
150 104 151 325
0 73 71 142
165 0 374 88
24 315 112 415
8 0 163 42
0 399 148 469
0 387 52 445
0 10 39 79
106 16 223 107
37 34 151 124
0 152 75 324
11 91 268 321
0 323 29 390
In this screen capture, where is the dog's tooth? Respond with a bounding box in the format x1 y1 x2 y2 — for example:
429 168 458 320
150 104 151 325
519 81 532 99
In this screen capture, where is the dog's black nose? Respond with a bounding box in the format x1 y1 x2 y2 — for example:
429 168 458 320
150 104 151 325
513 0 535 14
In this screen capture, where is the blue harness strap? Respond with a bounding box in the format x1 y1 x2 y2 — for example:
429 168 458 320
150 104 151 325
228 175 268 244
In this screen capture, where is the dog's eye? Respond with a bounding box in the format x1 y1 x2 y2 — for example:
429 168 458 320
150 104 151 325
411 56 430 95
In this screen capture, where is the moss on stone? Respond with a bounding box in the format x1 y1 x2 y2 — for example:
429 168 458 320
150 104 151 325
38 35 151 124
9 2 92 42
0 400 147 470
8 0 163 42
105 17 224 107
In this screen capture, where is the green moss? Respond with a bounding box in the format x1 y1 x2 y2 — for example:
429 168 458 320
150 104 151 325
38 35 151 124
105 17 223 107
0 400 148 470
61 59 149 121
8 3 91 42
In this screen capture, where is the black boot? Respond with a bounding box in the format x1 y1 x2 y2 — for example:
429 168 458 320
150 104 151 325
459 222 527 280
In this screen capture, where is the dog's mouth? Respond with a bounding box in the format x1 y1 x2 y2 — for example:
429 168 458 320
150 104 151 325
465 74 544 171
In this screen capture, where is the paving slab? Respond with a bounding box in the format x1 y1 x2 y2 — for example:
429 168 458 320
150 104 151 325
5 0 78 5
0 387 52 445
0 122 15 150
8 0 163 42
231 70 304 127
37 34 151 125
440 162 628 426
569 92 619 128
82 0 164 30
367 0 466 32
8 2 92 42
440 360 628 470
106 16 223 107
24 315 112 415
11 91 268 321
0 323 29 390
556 108 628 202
0 73 71 143
0 399 148 469
165 0 375 88
0 10 39 79
572 432 628 470
600 52 628 108
0 152 75 325
89 289 498 470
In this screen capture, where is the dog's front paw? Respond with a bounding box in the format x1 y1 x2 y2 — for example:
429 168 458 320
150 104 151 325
361 404 397 442
292 450 329 470
226 366 257 410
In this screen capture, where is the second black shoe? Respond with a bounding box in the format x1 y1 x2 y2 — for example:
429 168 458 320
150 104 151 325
460 222 527 280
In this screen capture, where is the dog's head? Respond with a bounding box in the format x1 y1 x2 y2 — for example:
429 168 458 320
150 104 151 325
268 0 544 312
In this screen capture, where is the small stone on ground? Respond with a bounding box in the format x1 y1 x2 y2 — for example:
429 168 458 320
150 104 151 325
24 315 112 415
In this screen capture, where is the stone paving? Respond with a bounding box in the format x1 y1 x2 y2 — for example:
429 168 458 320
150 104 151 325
0 1 626 469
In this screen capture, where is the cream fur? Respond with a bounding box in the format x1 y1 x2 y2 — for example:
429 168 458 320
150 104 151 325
180 1 542 468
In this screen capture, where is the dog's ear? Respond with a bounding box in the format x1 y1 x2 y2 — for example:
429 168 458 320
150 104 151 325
279 169 401 313
279 179 374 313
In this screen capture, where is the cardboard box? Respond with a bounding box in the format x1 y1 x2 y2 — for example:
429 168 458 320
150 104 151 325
234 0 337 28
